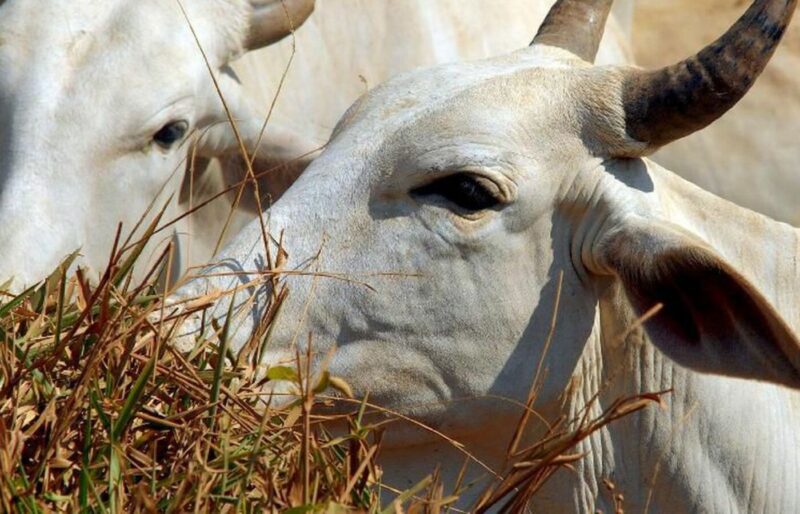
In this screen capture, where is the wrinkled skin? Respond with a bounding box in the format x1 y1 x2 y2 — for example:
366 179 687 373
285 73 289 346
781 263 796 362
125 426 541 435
0 0 310 288
175 36 800 514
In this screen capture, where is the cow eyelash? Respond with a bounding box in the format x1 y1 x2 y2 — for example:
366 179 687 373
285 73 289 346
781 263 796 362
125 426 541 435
410 173 501 212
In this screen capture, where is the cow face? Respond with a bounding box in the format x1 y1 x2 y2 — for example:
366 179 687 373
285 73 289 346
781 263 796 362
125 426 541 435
0 0 313 288
175 48 656 438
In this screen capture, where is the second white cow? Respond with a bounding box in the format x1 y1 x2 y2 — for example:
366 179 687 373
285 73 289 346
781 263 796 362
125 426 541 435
0 0 314 288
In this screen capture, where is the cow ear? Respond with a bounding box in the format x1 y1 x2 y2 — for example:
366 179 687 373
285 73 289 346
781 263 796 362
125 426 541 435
594 216 800 389
245 0 314 51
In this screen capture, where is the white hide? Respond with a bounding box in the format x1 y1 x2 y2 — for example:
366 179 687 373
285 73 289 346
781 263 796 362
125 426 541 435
175 31 800 514
231 0 634 148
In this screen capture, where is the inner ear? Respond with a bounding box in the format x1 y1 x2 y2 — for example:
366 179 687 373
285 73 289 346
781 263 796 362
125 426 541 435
595 217 800 389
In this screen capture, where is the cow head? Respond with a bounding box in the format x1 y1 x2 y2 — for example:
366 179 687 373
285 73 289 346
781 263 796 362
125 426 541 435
176 0 800 442
0 0 314 288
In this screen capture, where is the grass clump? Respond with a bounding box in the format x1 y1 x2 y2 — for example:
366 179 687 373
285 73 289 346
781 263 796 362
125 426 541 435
0 235 386 513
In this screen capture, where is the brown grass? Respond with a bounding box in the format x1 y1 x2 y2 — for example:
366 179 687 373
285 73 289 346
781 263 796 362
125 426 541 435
0 224 386 513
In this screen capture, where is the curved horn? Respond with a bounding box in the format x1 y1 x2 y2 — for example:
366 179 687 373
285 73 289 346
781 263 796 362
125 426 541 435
622 0 797 152
245 0 315 51
532 0 614 62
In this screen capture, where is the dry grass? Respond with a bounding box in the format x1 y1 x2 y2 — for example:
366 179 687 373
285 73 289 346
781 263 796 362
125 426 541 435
0 216 664 513
0 220 385 513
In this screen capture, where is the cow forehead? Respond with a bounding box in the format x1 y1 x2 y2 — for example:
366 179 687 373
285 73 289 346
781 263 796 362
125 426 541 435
0 0 251 150
342 47 579 130
327 46 589 178
0 0 248 86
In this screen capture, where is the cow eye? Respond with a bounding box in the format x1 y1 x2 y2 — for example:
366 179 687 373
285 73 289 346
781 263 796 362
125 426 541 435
153 120 189 149
411 173 501 212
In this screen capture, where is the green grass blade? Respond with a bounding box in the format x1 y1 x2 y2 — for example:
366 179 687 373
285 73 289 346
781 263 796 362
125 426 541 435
108 445 121 514
379 476 433 514
0 283 38 319
112 353 155 441
89 388 113 435
79 409 92 510
208 296 236 428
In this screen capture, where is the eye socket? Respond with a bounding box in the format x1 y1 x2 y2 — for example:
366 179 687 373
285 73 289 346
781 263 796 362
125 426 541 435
410 173 501 212
153 120 189 149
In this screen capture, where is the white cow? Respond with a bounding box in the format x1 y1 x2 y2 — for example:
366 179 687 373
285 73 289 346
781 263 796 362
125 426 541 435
0 0 314 289
174 0 800 511
1 0 795 293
